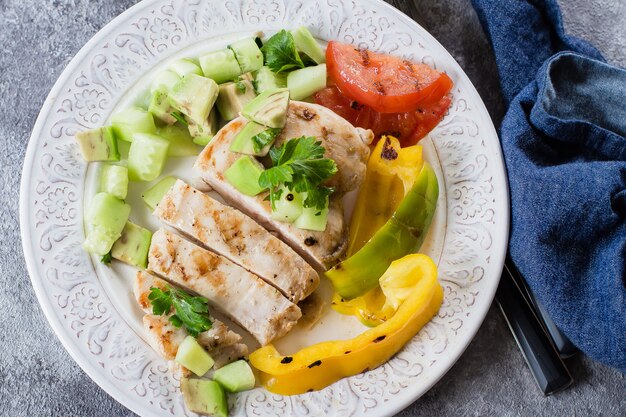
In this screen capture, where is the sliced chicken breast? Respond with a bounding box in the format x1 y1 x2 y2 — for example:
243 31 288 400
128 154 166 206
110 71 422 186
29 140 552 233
193 101 372 270
147 229 301 345
135 271 248 368
154 179 319 303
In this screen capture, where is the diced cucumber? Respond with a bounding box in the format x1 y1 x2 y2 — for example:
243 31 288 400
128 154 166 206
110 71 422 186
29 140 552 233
254 66 287 94
241 88 290 128
150 70 180 95
100 164 128 200
229 38 264 73
157 124 201 157
293 194 329 231
287 64 327 100
270 187 304 223
291 26 326 64
176 336 215 377
213 360 256 393
83 193 131 256
230 121 280 157
224 156 266 196
127 133 170 182
74 126 120 162
188 109 219 146
111 107 157 142
199 49 242 84
110 222 152 269
142 176 177 211
148 90 177 125
181 378 228 417
169 58 203 78
216 80 257 121
169 74 219 126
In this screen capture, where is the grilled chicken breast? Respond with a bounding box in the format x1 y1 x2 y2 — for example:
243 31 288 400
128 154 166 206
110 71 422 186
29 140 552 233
147 229 301 345
154 180 319 303
134 271 247 368
193 101 372 270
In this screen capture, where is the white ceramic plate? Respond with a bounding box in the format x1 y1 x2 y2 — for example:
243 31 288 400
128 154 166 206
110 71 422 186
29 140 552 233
20 0 509 416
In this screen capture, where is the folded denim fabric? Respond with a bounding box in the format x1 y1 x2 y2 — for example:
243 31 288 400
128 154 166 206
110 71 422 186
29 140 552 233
471 0 626 372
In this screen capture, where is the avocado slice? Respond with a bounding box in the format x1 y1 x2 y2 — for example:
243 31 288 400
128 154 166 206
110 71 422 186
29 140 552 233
241 88 290 128
75 126 120 162
213 360 256 393
230 121 281 156
187 108 219 146
216 80 257 121
225 156 266 196
181 378 228 417
148 90 177 125
169 74 218 126
142 176 177 211
110 222 152 269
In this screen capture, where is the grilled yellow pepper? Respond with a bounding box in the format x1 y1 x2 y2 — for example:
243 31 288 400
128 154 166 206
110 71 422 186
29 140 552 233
249 254 443 395
327 137 438 300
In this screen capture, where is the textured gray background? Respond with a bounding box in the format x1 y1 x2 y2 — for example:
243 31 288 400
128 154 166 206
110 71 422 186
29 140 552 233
1 0 625 416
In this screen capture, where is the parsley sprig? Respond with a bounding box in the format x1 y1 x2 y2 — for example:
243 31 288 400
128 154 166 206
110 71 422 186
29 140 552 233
259 136 338 210
261 29 305 73
148 286 212 337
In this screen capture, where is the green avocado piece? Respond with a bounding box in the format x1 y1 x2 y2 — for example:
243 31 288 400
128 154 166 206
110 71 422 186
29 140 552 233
225 156 266 196
110 222 152 269
142 176 178 211
149 90 177 125
241 88 290 128
187 108 219 146
229 121 280 157
216 80 257 121
169 74 218 126
181 378 228 417
75 126 120 162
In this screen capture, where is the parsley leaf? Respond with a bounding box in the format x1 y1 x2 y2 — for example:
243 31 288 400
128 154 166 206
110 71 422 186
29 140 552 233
261 29 305 73
258 136 337 211
100 252 112 265
235 80 247 93
148 286 212 337
252 128 281 153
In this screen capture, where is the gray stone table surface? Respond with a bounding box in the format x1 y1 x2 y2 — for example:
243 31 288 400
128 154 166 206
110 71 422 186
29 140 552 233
1 0 624 416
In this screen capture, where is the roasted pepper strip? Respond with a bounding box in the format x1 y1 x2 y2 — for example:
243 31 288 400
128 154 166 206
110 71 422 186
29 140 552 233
327 159 438 300
348 136 423 256
249 254 443 395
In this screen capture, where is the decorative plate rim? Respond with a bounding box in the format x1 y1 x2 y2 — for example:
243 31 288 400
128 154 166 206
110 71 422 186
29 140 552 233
19 0 509 416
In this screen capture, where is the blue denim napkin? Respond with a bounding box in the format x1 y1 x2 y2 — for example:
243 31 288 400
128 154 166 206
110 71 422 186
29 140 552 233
471 0 626 372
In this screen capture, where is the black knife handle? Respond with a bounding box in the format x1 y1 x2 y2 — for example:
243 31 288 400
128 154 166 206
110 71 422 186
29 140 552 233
496 265 573 395
505 257 578 358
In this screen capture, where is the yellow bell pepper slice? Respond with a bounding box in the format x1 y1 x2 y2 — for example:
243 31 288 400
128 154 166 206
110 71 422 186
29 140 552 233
249 254 443 395
347 136 423 256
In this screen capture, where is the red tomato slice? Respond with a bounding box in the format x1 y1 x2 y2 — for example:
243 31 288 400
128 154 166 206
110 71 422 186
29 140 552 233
314 85 451 147
326 41 454 113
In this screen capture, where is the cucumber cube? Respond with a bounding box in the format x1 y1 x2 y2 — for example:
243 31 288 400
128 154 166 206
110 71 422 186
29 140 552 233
142 176 178 211
199 48 242 84
254 66 287 94
287 64 327 100
169 74 219 126
188 109 219 146
224 156 266 196
111 107 157 142
293 194 329 231
100 164 128 200
176 336 215 377
150 70 181 95
229 38 264 73
181 378 228 417
291 26 326 64
270 187 304 223
74 126 120 162
157 124 201 157
83 193 131 256
213 360 256 393
169 58 203 78
127 133 170 182
229 121 280 157
111 222 152 269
